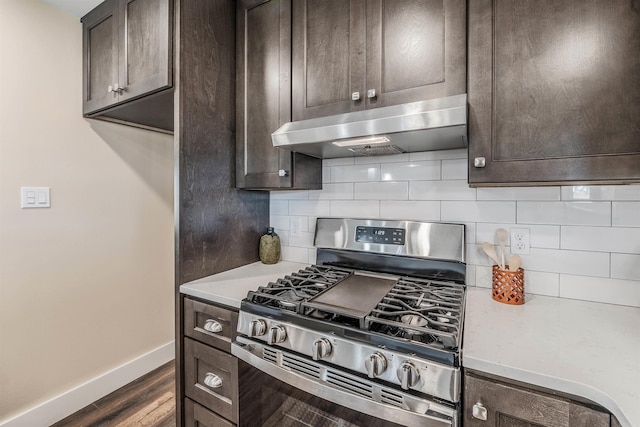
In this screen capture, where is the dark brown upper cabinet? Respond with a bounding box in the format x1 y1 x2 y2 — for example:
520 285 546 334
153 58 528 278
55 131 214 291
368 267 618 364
82 0 173 132
292 0 466 121
468 0 640 186
236 0 322 190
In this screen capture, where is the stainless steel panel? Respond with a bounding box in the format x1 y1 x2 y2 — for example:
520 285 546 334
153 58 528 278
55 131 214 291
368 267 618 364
271 95 468 159
314 218 465 263
232 338 457 427
236 312 461 402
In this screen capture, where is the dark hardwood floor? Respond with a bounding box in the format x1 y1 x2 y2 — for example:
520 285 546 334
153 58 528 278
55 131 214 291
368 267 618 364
52 361 175 427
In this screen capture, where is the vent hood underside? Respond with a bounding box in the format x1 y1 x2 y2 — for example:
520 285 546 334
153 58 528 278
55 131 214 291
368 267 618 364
271 94 468 159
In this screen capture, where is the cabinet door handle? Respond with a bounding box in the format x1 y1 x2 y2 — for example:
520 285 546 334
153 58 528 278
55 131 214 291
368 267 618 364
278 169 288 177
351 92 361 101
108 84 125 94
472 402 488 421
203 319 223 333
367 89 376 98
474 157 486 168
203 372 223 388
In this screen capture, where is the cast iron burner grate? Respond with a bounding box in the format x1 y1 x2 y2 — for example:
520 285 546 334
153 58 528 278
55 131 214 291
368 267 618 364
365 277 465 349
245 265 352 312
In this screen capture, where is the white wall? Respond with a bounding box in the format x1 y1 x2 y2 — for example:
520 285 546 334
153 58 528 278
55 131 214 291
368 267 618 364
0 0 174 424
271 150 640 307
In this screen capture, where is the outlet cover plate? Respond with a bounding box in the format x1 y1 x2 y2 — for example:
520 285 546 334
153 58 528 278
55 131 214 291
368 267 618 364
510 228 530 255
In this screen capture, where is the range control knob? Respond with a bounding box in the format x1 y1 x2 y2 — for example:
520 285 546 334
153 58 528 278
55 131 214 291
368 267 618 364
249 319 267 337
365 352 387 378
267 325 287 345
312 338 332 361
397 361 420 390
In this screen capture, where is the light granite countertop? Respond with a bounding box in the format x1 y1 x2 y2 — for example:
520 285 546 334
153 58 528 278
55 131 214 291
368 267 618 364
463 287 640 427
180 264 639 426
180 261 308 308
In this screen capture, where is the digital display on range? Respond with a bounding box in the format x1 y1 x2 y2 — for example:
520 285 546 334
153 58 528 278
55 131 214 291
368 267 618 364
355 226 405 245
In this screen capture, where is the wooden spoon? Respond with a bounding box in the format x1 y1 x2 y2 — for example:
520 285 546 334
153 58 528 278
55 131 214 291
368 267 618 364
509 254 522 272
496 228 509 270
482 242 501 267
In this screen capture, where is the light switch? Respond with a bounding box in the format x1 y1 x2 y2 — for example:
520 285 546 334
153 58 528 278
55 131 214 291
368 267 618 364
21 187 50 208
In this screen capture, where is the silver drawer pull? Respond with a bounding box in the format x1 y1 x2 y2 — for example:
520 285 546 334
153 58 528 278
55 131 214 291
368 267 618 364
204 372 222 388
351 91 361 101
367 89 376 98
472 402 488 421
203 319 223 333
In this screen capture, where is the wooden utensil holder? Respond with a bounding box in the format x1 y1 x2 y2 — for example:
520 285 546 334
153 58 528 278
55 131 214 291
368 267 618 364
492 265 525 305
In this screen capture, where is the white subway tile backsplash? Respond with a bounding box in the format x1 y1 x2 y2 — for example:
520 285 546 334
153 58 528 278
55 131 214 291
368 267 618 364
354 153 410 164
270 200 289 215
441 159 468 180
477 186 560 201
269 215 290 231
561 226 640 254
355 182 408 200
517 202 611 226
281 245 310 263
561 184 640 201
410 180 476 200
330 200 380 218
322 167 331 183
270 190 309 200
289 200 331 216
559 275 640 307
409 148 467 161
324 157 355 166
331 164 381 182
379 201 440 221
612 202 640 227
288 231 315 248
309 183 354 200
523 248 610 277
269 157 640 306
442 201 516 223
611 254 640 281
381 161 440 181
525 271 560 297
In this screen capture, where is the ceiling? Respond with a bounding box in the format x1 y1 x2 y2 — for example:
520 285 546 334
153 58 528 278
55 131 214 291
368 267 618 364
41 0 103 18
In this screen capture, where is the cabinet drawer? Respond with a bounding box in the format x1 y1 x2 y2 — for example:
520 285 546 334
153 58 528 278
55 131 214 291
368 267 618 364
184 297 238 352
464 372 610 426
184 397 234 427
184 337 237 423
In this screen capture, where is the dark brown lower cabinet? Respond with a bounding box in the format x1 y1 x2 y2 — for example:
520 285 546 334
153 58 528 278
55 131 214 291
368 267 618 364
183 297 239 426
184 399 234 427
464 371 611 427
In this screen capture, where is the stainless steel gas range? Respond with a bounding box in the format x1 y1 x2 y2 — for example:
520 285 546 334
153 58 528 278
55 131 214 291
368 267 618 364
231 218 466 427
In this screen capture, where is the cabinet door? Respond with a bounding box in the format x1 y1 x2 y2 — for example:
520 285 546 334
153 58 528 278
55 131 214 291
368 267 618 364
82 0 119 114
464 372 610 427
184 398 234 427
237 0 323 190
365 0 466 109
118 0 172 103
468 0 640 186
292 0 367 120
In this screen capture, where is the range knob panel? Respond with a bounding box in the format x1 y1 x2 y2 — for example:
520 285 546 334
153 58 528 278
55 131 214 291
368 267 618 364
249 319 267 337
312 338 332 361
267 325 287 345
397 361 421 390
365 352 387 378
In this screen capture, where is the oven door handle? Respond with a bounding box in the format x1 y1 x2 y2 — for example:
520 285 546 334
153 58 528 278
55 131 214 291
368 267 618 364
232 339 456 427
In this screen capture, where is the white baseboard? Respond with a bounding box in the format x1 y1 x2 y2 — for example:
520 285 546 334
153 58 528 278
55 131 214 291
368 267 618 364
0 341 175 427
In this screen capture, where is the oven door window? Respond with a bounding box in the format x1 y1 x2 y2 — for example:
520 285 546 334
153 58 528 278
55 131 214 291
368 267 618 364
239 361 404 427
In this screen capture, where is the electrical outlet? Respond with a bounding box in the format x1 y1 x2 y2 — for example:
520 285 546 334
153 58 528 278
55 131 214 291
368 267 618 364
290 217 301 238
510 228 530 255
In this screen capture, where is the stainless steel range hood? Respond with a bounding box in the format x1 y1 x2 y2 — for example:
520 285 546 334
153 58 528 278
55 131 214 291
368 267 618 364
271 94 467 158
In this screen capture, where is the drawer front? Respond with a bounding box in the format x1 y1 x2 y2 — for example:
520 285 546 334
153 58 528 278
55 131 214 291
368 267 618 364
184 297 238 352
184 398 234 427
184 337 237 423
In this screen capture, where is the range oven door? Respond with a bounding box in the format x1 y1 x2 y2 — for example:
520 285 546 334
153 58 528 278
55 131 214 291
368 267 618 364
232 337 457 427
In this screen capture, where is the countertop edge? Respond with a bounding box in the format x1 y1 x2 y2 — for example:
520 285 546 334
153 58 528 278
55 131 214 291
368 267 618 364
463 355 631 427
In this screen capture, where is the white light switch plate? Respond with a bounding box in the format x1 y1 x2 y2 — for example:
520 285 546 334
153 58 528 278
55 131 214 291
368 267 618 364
21 187 50 208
